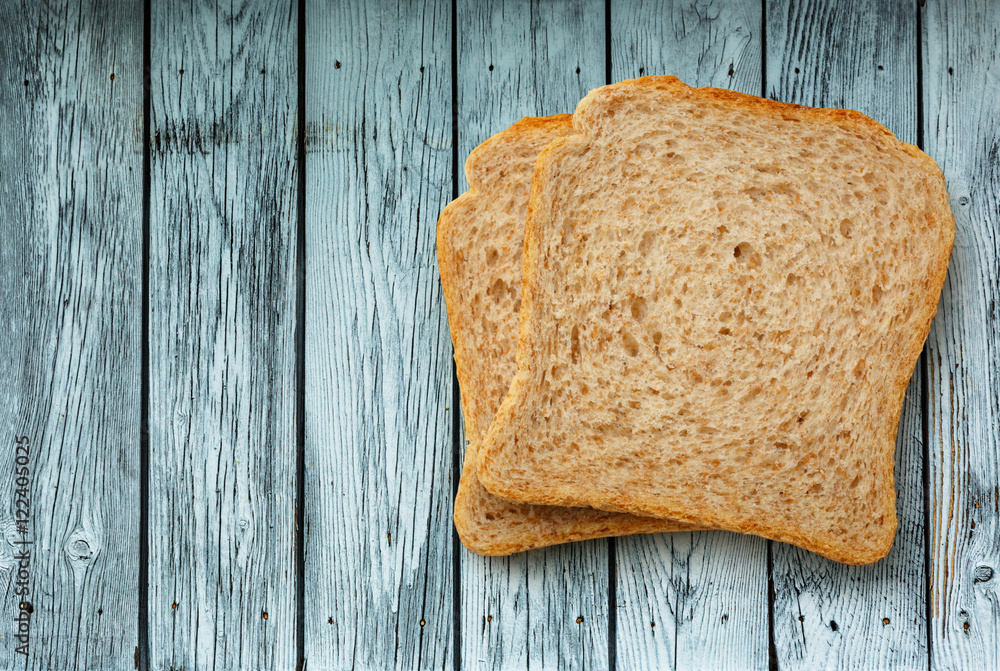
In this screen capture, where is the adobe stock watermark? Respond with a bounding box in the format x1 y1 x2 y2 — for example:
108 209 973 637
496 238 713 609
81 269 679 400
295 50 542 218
12 435 32 657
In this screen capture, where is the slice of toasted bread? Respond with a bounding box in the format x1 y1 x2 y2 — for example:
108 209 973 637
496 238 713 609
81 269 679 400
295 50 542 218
438 115 694 555
477 77 955 564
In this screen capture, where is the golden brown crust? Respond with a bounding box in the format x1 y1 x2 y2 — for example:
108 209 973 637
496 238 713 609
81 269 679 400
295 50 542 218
439 115 696 555
477 77 956 565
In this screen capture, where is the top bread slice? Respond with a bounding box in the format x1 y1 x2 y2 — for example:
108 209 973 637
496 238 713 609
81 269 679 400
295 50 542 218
438 115 694 555
477 77 955 564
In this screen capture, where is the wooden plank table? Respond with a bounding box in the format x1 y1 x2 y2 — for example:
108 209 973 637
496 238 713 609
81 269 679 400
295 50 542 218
0 0 996 669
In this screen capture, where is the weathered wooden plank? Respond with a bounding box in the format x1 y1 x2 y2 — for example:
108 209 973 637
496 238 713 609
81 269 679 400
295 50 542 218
766 1 928 668
610 2 768 669
0 1 141 668
304 1 454 668
456 2 611 669
923 1 1000 668
147 1 298 669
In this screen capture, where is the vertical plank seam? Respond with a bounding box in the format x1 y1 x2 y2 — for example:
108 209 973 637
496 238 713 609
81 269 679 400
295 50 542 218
451 371 461 671
139 0 152 668
608 540 617 671
762 4 778 670
761 0 768 99
296 0 308 667
916 5 931 667
767 542 778 671
604 3 617 670
450 0 462 668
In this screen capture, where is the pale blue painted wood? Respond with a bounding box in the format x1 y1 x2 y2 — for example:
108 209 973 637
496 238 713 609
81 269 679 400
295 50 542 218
147 1 299 669
455 2 613 669
0 2 141 669
610 2 769 670
923 1 1000 668
304 0 455 669
765 2 930 670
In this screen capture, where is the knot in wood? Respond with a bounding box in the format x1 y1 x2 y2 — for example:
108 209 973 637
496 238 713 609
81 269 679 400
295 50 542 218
69 539 93 562
974 565 994 583
65 529 99 568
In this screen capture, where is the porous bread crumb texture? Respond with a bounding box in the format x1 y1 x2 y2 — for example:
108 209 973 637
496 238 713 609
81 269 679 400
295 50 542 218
438 115 694 556
478 77 955 564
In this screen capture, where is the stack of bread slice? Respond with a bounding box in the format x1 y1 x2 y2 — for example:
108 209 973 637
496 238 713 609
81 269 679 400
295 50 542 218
437 76 954 564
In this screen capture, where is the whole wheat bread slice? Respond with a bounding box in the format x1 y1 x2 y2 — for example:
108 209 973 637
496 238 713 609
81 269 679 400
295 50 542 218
438 115 694 555
477 77 955 564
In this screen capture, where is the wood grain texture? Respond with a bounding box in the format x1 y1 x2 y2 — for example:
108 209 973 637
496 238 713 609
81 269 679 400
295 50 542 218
610 2 768 669
304 1 455 668
766 1 928 668
0 2 141 669
456 1 613 668
923 1 1000 668
147 1 298 669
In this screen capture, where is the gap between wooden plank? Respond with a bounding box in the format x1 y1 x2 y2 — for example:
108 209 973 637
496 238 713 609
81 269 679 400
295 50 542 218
762 8 777 671
605 5 618 671
140 0 152 669
296 0 307 667
915 4 932 668
450 3 463 669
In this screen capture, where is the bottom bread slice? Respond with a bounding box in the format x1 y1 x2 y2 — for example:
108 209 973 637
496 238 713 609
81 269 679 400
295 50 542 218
437 115 695 555
477 77 955 564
